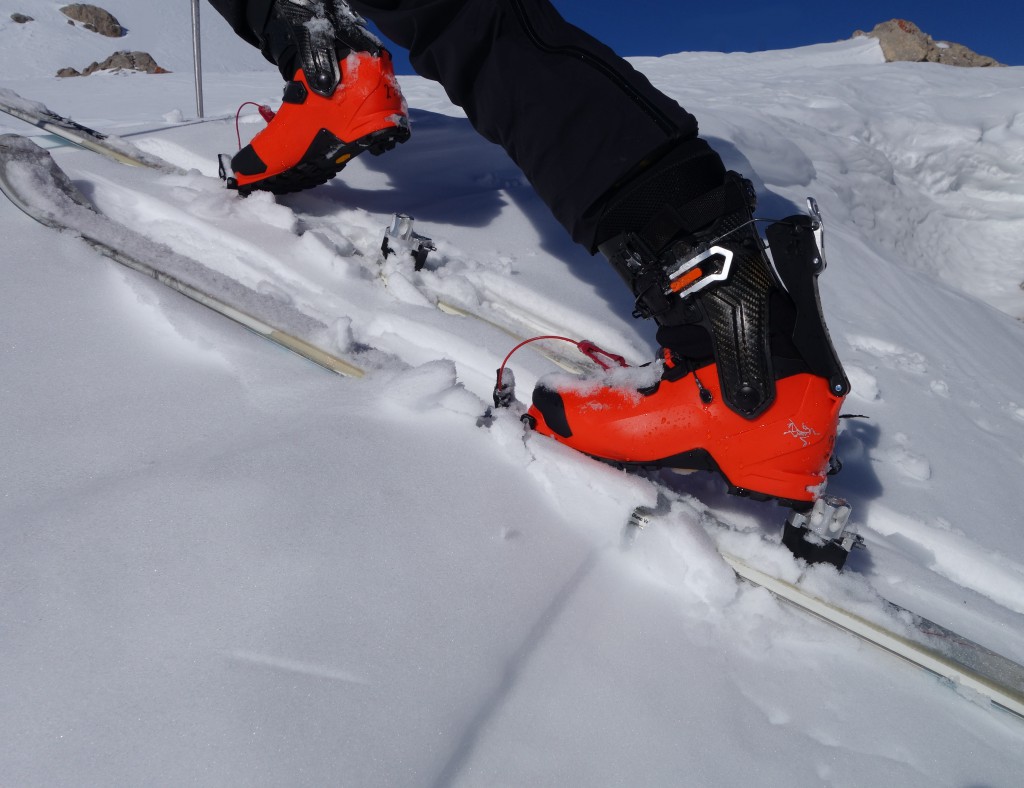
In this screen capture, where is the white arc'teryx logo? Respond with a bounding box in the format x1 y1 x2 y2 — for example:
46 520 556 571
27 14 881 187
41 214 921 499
785 420 819 446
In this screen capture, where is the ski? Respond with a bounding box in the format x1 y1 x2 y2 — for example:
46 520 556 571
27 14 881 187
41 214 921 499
0 88 173 170
0 134 364 378
629 505 1024 721
1 89 610 376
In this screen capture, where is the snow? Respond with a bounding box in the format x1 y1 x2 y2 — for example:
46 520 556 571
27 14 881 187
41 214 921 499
2 7 1024 786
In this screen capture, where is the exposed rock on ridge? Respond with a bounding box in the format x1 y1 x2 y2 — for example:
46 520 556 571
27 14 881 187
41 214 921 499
58 51 169 78
854 19 1002 67
60 4 123 38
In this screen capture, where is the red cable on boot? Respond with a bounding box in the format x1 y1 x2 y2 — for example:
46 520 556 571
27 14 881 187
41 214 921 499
494 335 629 406
234 102 276 149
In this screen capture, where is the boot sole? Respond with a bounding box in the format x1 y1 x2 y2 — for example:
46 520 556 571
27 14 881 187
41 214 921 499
601 450 817 512
237 123 410 196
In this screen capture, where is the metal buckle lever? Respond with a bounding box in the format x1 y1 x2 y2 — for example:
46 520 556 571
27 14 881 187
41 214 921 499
664 245 734 298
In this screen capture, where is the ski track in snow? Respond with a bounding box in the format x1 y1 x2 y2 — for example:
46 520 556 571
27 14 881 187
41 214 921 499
226 650 372 685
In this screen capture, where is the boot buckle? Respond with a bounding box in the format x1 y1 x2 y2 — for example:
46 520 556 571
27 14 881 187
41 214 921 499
664 245 734 298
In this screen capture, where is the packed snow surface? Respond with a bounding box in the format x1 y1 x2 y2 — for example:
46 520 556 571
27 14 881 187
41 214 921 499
2 6 1024 786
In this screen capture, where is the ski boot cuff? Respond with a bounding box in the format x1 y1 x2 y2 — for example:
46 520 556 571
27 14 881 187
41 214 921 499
597 178 850 419
596 171 758 328
598 171 777 418
593 137 728 253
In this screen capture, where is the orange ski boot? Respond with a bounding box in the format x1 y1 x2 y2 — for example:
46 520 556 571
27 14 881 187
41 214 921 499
219 0 409 195
527 146 850 509
529 351 844 506
222 50 409 195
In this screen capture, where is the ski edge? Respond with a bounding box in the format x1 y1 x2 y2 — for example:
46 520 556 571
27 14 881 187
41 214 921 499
0 135 364 379
4 92 602 380
721 551 1024 720
91 238 366 378
0 93 171 170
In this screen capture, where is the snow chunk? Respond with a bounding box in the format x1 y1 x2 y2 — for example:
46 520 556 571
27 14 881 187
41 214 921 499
929 380 950 398
879 432 932 482
847 334 928 374
627 499 739 614
379 359 482 417
845 364 880 401
536 358 664 401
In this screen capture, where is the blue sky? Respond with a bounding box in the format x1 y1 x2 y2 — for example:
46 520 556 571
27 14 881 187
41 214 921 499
378 1 1021 73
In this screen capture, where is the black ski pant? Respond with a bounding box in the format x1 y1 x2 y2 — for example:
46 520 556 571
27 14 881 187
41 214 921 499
207 0 707 250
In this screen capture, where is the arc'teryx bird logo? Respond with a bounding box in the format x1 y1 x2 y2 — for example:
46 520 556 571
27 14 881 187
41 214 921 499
785 420 819 446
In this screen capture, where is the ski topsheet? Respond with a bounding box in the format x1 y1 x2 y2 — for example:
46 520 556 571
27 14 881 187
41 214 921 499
0 87 172 170
627 502 1024 720
723 551 1024 719
0 134 365 377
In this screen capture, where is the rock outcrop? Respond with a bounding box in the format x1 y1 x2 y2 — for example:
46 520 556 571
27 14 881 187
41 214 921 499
60 4 124 37
854 19 1002 67
58 51 169 77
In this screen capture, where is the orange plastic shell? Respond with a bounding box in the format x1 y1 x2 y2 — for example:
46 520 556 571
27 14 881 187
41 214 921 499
235 51 407 189
528 367 843 503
